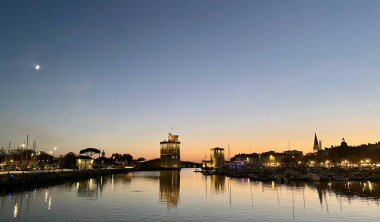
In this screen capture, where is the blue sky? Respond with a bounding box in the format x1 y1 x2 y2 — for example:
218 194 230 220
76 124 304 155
1 0 380 161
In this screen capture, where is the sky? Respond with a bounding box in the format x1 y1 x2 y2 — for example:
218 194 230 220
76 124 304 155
1 0 380 162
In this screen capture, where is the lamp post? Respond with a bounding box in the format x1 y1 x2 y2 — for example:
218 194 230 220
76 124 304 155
31 153 34 170
37 152 41 170
21 143 25 171
366 159 371 169
53 147 57 169
49 151 53 170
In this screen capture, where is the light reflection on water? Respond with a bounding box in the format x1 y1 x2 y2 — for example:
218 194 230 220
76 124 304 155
1 169 380 221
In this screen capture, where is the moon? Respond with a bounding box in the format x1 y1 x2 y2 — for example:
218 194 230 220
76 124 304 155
35 65 40 70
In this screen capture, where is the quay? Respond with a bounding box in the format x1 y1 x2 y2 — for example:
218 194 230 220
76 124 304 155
206 166 380 183
0 168 132 192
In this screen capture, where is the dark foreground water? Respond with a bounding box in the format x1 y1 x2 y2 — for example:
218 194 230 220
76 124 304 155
1 169 380 221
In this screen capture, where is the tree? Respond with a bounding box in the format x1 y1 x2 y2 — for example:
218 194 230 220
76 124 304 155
122 154 133 166
62 152 77 168
0 147 5 163
79 148 101 157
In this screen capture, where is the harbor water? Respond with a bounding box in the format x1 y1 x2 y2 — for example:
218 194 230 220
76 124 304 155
1 169 379 221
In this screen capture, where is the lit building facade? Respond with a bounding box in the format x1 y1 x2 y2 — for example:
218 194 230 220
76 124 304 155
202 147 225 169
210 147 225 168
160 133 181 169
76 156 94 170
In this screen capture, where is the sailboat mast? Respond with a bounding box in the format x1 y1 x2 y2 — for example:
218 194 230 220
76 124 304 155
228 144 230 161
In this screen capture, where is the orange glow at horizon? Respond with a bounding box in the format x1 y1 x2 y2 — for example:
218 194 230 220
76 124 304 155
102 130 380 163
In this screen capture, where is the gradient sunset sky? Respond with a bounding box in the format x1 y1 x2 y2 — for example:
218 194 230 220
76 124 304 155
1 0 380 162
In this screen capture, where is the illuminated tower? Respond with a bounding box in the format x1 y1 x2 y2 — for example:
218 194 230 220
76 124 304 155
210 147 225 168
160 133 181 169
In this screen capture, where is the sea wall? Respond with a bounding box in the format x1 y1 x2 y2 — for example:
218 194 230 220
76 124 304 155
0 168 131 192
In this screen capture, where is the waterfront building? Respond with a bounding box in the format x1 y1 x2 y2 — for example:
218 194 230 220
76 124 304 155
202 160 213 169
261 151 285 166
201 147 225 169
210 147 225 168
160 133 181 169
76 156 93 170
230 153 260 164
283 150 304 165
307 138 380 167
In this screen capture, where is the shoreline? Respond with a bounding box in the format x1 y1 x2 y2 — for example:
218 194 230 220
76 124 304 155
0 168 132 194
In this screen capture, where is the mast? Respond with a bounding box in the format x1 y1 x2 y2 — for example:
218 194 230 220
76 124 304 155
33 140 36 152
228 144 230 162
7 140 11 167
26 134 29 164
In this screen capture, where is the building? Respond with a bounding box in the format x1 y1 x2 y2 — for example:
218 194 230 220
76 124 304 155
76 156 93 170
210 147 225 168
202 147 225 169
160 133 181 169
260 151 284 166
230 153 260 164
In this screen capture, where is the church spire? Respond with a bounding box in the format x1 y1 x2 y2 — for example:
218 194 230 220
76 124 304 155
314 133 318 146
313 133 320 152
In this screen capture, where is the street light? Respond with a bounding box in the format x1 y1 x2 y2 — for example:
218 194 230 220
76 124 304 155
31 153 34 169
49 151 54 170
366 159 371 168
51 147 58 170
20 144 26 171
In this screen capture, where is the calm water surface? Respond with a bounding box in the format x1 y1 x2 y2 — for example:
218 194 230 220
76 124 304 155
1 169 380 221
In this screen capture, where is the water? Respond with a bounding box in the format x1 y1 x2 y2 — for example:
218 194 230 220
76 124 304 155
1 169 380 221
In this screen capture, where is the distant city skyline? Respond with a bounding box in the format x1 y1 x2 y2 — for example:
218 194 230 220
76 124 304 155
1 1 380 162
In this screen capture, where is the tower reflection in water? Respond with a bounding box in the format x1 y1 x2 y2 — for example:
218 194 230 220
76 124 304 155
159 170 180 208
210 175 226 193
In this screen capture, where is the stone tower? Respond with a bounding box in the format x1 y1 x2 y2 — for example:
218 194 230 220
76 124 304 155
160 133 181 169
